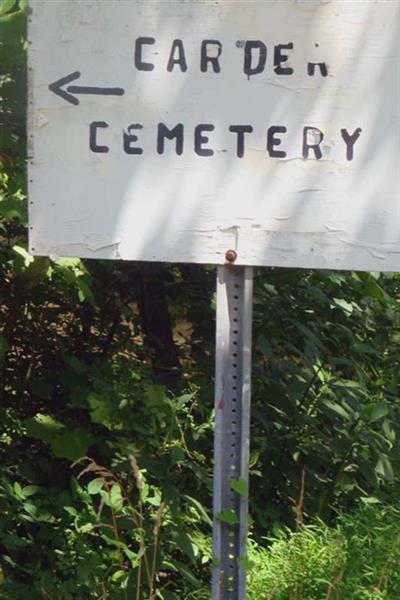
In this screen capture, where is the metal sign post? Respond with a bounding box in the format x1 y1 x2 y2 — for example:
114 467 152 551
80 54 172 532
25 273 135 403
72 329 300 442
212 265 254 600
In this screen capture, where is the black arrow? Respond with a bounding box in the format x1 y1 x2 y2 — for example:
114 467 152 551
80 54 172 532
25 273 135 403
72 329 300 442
48 71 125 106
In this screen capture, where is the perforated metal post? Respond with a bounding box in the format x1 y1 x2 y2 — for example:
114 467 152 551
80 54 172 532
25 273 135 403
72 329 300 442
212 265 254 600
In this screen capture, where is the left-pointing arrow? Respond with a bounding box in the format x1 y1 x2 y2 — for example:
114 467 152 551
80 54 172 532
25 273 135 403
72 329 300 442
48 71 125 106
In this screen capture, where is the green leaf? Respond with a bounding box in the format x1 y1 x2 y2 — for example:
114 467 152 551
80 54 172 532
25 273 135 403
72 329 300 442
140 482 149 503
163 559 202 589
79 523 94 534
23 502 38 517
359 461 378 487
237 555 254 572
323 401 353 422
177 530 197 563
376 454 394 483
76 277 95 304
170 446 185 464
21 485 40 498
0 0 17 17
335 473 357 492
360 496 380 505
382 419 396 445
50 428 94 461
353 342 380 356
111 569 127 583
184 495 212 525
13 481 22 498
362 275 388 301
110 484 123 512
145 384 166 407
63 506 78 517
87 392 114 427
100 534 137 563
0 194 27 224
217 508 239 525
12 244 33 267
366 403 389 423
54 257 82 269
175 393 194 409
25 414 65 443
332 298 354 314
146 488 162 507
87 478 104 495
230 477 248 497
67 355 87 374
257 334 273 359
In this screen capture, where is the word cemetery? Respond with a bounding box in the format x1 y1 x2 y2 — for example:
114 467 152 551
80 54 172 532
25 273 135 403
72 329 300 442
89 121 362 162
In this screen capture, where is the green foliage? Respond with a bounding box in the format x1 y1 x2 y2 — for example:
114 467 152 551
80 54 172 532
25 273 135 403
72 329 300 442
168 504 400 599
217 508 240 525
230 477 248 497
0 449 213 599
251 268 400 527
246 504 400 599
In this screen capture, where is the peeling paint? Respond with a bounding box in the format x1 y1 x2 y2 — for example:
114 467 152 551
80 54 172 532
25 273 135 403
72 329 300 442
37 111 49 128
85 236 121 252
296 0 331 5
219 226 240 251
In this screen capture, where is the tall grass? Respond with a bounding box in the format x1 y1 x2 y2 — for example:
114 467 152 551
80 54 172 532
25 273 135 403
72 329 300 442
247 505 400 600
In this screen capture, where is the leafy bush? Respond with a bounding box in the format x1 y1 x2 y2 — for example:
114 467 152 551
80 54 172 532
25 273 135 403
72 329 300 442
0 445 213 599
251 268 400 528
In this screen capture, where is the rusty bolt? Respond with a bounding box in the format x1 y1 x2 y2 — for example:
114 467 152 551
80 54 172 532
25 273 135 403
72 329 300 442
225 249 237 263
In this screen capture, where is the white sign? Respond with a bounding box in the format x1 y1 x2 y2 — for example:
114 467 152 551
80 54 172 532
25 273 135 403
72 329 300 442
28 0 400 270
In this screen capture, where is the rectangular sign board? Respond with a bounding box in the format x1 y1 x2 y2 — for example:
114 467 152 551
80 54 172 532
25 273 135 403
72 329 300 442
28 0 400 270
